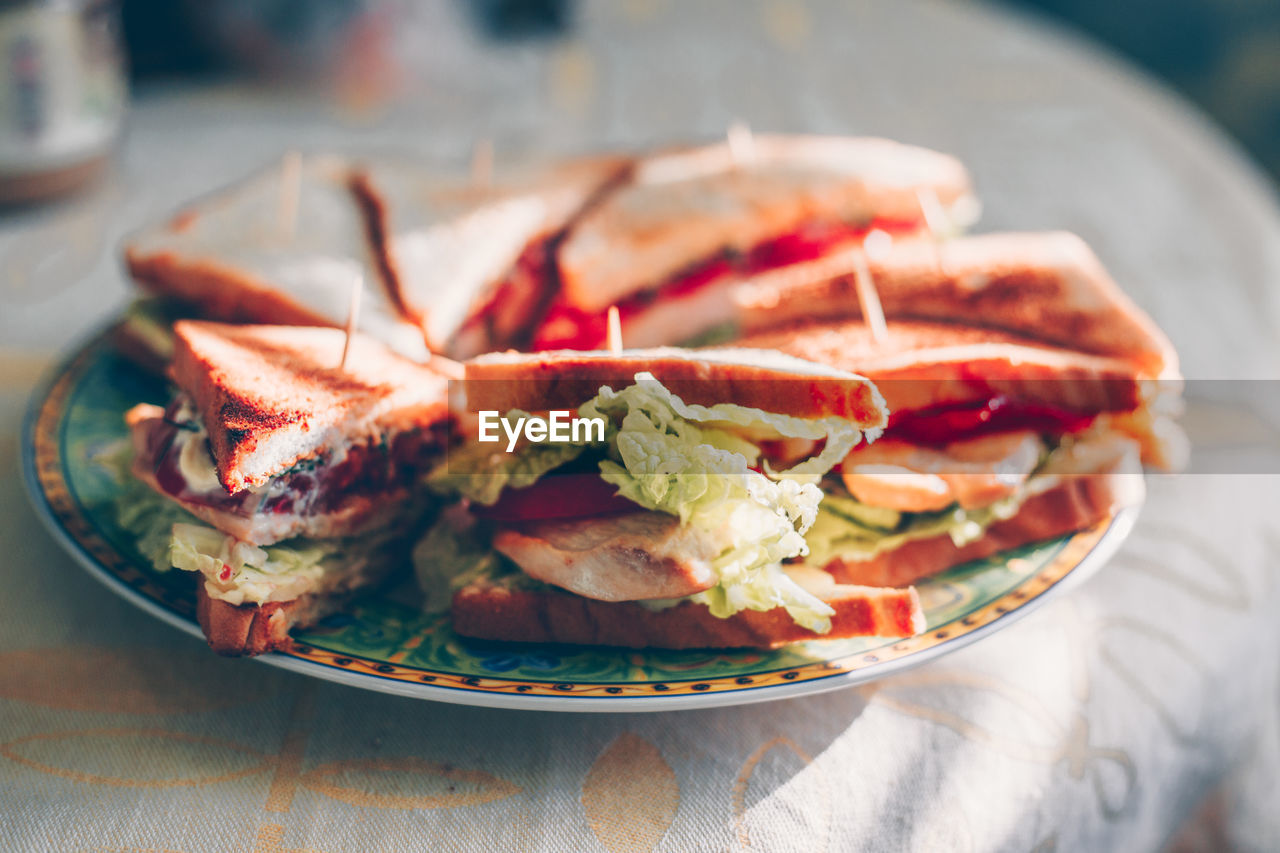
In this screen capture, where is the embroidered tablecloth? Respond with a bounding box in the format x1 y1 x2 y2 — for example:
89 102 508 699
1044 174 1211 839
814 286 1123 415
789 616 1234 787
2 1 1278 850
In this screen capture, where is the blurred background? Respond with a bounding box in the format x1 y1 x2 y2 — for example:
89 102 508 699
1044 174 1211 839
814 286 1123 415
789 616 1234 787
3 0 1272 206
112 0 1278 179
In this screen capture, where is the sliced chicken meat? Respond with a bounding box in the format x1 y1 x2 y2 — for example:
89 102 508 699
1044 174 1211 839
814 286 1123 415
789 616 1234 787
493 512 724 602
841 430 1045 512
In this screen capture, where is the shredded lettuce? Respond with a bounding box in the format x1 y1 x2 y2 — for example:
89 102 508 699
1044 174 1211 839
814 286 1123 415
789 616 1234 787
170 523 343 606
116 480 386 606
804 482 1031 568
582 374 866 631
108 432 412 609
425 373 872 631
805 497 1024 567
805 439 1068 567
412 509 510 613
583 374 866 482
115 482 199 573
426 412 590 506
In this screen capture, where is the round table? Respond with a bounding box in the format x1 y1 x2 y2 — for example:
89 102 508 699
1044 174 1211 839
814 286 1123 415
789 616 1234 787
1 1 1278 850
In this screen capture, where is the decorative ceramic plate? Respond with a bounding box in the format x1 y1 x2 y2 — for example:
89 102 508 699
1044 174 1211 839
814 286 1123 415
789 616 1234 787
22 326 1138 711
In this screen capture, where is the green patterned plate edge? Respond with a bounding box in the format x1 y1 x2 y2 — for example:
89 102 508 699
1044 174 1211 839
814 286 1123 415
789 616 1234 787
21 324 1140 712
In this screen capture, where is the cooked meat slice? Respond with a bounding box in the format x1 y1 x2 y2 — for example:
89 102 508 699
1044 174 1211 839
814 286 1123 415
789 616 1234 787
827 435 1145 588
842 431 1044 512
840 467 955 513
492 512 723 602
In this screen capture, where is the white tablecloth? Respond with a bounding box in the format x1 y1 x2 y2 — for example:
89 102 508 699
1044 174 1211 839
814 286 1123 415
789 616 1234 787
2 1 1278 850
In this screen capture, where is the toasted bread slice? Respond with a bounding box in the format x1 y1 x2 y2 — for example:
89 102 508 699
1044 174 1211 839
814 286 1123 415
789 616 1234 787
351 155 631 355
734 231 1177 378
451 568 924 649
194 549 403 655
196 584 328 656
735 318 1184 467
110 300 184 375
189 518 410 655
463 347 887 426
557 135 975 313
125 155 429 361
736 319 1155 414
170 321 450 494
825 434 1145 588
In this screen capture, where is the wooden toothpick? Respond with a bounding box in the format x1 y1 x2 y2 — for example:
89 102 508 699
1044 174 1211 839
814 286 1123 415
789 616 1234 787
605 306 624 354
916 187 953 272
915 187 950 238
471 138 494 188
278 150 302 241
339 271 364 369
851 253 888 345
726 120 754 169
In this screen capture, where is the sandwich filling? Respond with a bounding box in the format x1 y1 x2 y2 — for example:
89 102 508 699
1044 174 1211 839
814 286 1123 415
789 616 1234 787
118 479 405 607
128 396 443 545
806 427 1139 570
534 217 925 350
451 235 558 356
883 396 1097 447
429 373 876 633
809 431 1052 565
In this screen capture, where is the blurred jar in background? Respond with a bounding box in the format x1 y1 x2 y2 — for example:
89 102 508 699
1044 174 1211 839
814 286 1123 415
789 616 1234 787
0 0 126 204
180 0 402 113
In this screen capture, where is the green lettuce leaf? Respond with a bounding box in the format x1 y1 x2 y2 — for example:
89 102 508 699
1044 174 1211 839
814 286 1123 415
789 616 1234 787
579 374 870 632
114 451 403 607
426 410 590 506
116 476 351 603
169 522 351 606
582 373 867 482
805 438 1064 567
804 484 1029 568
412 510 511 613
428 373 872 632
115 482 199 572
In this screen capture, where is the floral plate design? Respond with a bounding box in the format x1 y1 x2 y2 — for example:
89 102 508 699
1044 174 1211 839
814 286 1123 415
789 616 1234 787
21 326 1138 711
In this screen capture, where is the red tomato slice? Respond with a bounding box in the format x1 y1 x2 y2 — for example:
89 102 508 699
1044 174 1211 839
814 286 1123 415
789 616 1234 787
472 473 639 522
653 257 735 301
531 301 607 351
883 396 1095 447
532 217 925 351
